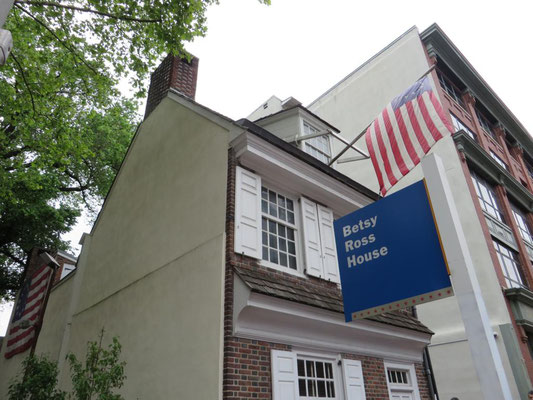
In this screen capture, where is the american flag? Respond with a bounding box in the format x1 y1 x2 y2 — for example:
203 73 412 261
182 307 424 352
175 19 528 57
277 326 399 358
365 75 453 195
4 264 52 359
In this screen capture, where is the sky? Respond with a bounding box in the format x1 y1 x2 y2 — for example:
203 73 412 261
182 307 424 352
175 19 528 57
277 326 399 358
2 0 533 334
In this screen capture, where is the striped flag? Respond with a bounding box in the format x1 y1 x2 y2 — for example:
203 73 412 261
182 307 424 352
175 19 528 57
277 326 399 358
365 75 453 195
4 264 53 359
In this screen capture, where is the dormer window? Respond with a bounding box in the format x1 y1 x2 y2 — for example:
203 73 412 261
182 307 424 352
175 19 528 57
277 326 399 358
302 121 332 164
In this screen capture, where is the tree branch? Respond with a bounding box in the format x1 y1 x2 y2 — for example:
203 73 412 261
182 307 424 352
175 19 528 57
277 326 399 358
2 146 29 160
14 3 100 76
1 249 26 268
15 0 162 23
10 53 37 116
59 185 89 192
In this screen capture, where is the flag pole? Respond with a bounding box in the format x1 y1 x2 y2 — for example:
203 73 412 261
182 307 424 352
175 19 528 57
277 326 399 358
328 64 436 167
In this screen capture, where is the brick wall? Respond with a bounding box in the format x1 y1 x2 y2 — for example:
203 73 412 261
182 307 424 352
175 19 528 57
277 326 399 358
223 149 433 399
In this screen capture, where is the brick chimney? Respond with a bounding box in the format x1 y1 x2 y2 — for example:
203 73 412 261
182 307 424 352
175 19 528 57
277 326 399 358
144 53 199 119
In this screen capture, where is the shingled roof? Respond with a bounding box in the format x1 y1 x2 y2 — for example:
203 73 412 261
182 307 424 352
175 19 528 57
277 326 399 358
234 266 433 335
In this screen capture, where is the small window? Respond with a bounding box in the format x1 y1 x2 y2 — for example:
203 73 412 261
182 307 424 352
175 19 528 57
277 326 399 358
385 362 420 400
475 109 497 140
60 263 75 280
437 71 466 108
493 240 526 289
511 204 533 245
490 151 508 171
302 122 331 164
387 369 409 385
450 113 477 141
297 358 336 399
470 171 506 224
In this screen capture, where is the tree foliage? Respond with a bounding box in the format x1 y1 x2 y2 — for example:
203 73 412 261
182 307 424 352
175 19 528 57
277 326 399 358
67 331 126 400
8 331 126 400
8 354 66 400
0 0 270 301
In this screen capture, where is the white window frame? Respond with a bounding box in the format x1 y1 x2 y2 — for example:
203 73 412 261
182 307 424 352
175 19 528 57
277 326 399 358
260 182 303 276
272 349 367 400
235 166 340 281
300 119 332 165
296 353 341 399
384 362 421 400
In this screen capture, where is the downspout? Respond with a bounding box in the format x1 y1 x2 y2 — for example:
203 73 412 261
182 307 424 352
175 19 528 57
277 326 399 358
413 306 439 400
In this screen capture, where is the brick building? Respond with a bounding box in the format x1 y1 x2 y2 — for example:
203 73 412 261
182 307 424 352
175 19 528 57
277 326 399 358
0 50 436 399
309 24 533 399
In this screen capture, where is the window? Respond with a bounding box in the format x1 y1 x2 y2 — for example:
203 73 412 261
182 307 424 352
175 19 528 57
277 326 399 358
511 205 533 245
261 186 298 269
302 122 332 164
475 109 497 140
437 71 466 108
450 114 476 141
525 160 533 182
493 240 525 289
297 358 336 398
490 151 508 171
271 350 366 400
470 171 506 223
235 166 340 282
60 263 75 280
384 362 421 400
387 369 409 385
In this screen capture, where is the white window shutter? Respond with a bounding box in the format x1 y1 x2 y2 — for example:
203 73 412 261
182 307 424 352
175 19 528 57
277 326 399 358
300 197 323 278
317 205 340 283
342 359 367 400
234 166 262 259
271 350 298 400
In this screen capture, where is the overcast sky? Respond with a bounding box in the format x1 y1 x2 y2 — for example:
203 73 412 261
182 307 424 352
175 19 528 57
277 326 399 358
2 0 532 335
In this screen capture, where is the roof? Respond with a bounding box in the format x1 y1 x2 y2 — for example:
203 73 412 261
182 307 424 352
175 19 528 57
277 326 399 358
420 23 533 154
253 104 341 133
236 118 380 201
234 266 433 335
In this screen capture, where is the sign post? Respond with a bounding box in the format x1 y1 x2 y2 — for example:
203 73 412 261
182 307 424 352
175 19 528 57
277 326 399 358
421 153 512 400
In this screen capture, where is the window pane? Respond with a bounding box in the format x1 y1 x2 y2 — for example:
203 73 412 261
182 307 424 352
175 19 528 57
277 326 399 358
327 381 335 397
298 379 306 396
325 363 333 379
289 256 297 269
287 211 294 224
286 199 294 211
317 380 326 397
308 380 316 397
270 249 278 264
298 359 305 376
287 229 294 241
316 362 325 378
306 361 315 377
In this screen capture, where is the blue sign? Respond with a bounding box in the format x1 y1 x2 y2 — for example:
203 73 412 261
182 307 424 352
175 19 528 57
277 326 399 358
334 180 452 322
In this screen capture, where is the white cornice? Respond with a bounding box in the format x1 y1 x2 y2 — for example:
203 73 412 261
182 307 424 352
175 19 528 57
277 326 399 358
230 132 373 216
233 275 430 363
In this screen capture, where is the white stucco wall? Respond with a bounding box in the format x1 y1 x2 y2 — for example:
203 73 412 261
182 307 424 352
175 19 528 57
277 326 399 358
34 274 76 361
20 96 232 399
309 27 520 400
